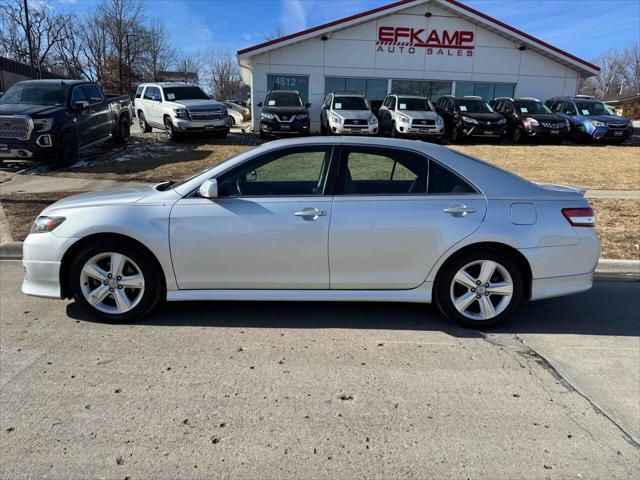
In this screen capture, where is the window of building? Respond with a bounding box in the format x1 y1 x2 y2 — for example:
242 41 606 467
267 74 309 103
324 77 388 110
391 80 452 102
456 82 515 101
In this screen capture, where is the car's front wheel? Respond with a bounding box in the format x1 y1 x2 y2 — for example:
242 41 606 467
164 116 182 142
69 239 163 322
436 249 523 327
512 126 524 143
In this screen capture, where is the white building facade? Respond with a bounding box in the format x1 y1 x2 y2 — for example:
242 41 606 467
238 0 599 133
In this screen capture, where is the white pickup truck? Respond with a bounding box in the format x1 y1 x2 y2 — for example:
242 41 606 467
134 82 230 141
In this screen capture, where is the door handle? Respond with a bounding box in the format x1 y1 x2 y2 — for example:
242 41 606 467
443 204 476 217
294 207 327 220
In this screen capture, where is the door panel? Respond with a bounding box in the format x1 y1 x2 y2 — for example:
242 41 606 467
329 195 486 289
170 197 332 289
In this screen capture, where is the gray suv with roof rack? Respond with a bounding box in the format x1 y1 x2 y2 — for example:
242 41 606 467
320 92 379 135
544 96 633 144
491 97 570 143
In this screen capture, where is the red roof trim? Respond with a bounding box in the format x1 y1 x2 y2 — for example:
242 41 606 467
237 0 415 56
237 0 600 73
443 0 600 72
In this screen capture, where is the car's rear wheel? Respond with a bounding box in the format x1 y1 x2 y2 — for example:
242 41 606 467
113 115 130 143
138 111 152 133
436 249 523 328
69 239 163 322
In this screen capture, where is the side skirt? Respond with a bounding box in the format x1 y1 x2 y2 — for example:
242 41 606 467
167 282 433 304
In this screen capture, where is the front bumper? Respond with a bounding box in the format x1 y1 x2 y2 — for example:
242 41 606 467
591 127 632 140
331 123 378 135
0 135 56 161
173 117 230 133
525 125 570 138
260 118 310 136
22 232 78 299
396 123 444 137
461 123 506 138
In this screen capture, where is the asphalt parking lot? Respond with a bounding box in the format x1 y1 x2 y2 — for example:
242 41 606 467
1 259 638 479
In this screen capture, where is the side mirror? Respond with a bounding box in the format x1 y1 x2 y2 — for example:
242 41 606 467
321 104 328 109
257 101 263 107
305 103 312 108
199 179 218 199
73 101 87 112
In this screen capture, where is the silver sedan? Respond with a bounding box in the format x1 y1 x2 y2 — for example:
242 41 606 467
22 137 600 327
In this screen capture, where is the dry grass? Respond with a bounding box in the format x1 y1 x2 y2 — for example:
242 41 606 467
591 199 640 260
2 192 638 259
450 144 640 191
45 133 640 192
0 191 85 241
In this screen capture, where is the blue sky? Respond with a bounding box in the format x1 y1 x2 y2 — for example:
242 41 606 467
55 0 639 61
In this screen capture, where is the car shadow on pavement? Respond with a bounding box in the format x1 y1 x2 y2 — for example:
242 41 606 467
65 280 639 337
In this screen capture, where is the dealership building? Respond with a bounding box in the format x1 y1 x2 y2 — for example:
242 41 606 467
237 0 599 133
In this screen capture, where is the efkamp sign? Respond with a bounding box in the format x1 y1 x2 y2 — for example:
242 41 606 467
377 26 475 56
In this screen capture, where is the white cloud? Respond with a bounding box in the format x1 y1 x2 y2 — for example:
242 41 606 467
281 0 308 33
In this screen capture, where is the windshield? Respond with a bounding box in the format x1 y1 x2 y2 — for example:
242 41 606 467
333 96 369 110
575 101 610 116
456 100 493 113
397 98 432 111
162 86 209 101
0 83 67 106
265 93 302 107
515 101 551 115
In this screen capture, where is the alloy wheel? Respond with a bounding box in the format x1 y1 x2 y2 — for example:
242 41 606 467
449 260 513 321
80 252 145 314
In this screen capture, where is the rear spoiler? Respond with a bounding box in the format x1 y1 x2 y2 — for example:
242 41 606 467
535 182 586 196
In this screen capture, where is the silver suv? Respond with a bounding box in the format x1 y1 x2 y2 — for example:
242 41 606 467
134 82 229 141
378 94 444 139
320 92 379 135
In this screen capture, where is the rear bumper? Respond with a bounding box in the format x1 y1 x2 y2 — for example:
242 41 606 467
530 272 593 301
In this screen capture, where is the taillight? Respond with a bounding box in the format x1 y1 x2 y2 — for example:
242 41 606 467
562 207 595 227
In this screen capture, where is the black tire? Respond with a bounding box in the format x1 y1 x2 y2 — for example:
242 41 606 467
435 248 524 328
138 111 152 133
68 238 163 323
212 128 229 139
55 130 78 168
164 116 182 142
450 125 459 143
113 115 130 144
572 127 588 144
390 122 398 138
229 116 236 126
320 121 327 135
259 131 268 139
512 126 524 143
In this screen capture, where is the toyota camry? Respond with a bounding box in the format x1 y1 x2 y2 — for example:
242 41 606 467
22 137 599 327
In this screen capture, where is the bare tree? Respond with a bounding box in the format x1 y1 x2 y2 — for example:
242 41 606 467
203 47 243 100
0 0 75 73
580 50 624 98
97 0 146 93
264 26 286 41
620 42 640 94
141 19 175 81
174 51 203 83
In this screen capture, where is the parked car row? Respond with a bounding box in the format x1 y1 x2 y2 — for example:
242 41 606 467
257 89 634 145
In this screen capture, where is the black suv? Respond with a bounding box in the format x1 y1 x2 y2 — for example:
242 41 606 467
434 96 507 142
490 97 569 143
257 90 311 139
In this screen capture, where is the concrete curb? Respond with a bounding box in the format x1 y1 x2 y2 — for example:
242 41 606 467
1 241 638 276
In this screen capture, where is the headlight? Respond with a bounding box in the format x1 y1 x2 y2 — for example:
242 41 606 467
591 120 606 127
261 112 275 120
173 108 189 119
524 117 539 127
498 118 507 125
398 115 409 123
369 116 378 125
330 114 342 124
295 113 308 120
436 116 444 126
33 118 53 132
30 216 65 234
462 116 478 124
